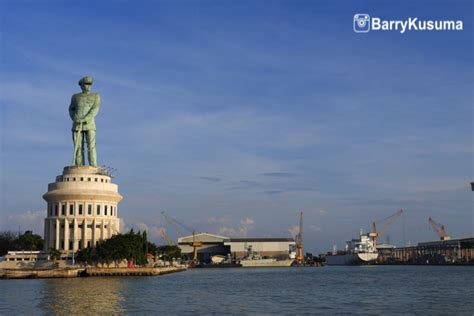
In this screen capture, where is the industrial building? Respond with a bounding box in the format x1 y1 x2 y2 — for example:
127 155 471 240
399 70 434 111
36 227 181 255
178 233 295 262
384 237 474 264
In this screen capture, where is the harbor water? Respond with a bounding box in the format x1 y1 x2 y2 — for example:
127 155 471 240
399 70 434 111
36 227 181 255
0 266 472 315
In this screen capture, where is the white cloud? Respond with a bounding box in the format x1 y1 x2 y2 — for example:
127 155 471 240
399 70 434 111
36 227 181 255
308 224 322 232
287 225 299 238
207 216 230 224
4 210 44 235
217 217 255 237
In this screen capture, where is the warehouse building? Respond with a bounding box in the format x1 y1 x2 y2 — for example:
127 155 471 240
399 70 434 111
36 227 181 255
178 233 295 262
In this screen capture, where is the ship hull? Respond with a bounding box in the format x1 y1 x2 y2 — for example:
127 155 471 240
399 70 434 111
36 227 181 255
240 259 294 267
325 253 378 266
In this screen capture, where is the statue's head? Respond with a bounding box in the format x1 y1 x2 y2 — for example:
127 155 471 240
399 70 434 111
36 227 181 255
78 76 93 93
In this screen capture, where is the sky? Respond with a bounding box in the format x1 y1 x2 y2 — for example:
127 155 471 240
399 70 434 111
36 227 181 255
0 0 472 253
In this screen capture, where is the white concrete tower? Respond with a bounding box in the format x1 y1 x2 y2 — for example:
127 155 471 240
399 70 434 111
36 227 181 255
42 166 122 253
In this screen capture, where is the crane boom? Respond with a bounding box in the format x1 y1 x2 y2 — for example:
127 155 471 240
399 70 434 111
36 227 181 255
160 211 201 263
159 228 175 246
429 217 450 240
369 209 404 246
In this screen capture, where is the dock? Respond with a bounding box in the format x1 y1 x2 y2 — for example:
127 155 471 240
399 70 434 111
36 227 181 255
0 266 186 279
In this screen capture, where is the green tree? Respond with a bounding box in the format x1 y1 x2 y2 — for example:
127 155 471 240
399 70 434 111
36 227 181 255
76 247 92 264
18 231 44 251
158 245 181 260
0 230 44 255
49 247 61 262
0 231 18 256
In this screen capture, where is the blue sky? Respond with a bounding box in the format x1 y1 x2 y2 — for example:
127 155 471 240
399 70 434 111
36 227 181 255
0 0 472 253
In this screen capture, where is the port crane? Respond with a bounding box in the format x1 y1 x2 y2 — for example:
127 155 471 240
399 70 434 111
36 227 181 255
429 217 450 241
160 211 201 263
158 227 175 246
295 212 304 263
369 209 404 247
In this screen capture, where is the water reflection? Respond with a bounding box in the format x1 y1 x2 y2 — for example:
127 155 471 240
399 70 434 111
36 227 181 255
38 277 125 314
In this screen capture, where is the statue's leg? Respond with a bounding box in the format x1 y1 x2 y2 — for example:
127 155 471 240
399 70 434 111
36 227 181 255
86 130 97 167
81 132 86 166
72 131 83 166
76 132 84 166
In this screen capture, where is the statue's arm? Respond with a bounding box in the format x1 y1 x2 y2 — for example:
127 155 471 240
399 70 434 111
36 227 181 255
83 94 101 122
68 97 75 120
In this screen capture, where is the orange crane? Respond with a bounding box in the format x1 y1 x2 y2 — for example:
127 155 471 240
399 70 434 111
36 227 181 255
160 211 201 263
429 217 450 241
369 209 404 247
295 212 304 263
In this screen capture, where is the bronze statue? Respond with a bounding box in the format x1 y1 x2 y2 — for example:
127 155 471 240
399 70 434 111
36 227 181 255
69 76 100 166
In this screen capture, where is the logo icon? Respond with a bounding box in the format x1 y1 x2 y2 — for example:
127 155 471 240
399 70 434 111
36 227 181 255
354 14 370 33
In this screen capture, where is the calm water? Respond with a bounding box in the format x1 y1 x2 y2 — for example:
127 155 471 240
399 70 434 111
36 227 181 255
0 266 473 315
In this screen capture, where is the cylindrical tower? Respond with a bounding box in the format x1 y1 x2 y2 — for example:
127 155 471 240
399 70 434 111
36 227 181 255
42 166 122 252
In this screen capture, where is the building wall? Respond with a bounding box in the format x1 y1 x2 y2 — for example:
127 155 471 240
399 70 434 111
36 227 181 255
178 234 296 260
225 240 295 258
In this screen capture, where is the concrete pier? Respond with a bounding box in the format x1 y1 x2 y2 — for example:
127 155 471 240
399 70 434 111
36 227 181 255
0 266 186 279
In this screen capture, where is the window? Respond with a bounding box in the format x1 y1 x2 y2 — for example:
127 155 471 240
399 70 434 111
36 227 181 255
80 177 84 181
79 204 83 215
61 204 66 216
88 177 91 181
54 204 58 216
97 205 101 215
88 204 92 215
101 179 104 183
48 204 52 216
87 241 91 248
73 177 76 181
66 178 70 182
69 241 73 249
105 205 108 216
69 204 74 215
95 178 98 182
87 224 92 228
61 241 64 249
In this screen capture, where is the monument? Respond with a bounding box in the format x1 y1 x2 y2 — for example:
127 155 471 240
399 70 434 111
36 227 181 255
42 77 122 252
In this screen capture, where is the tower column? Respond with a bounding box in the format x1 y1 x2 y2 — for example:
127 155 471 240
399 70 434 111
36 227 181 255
100 220 105 240
73 218 78 252
49 219 55 250
92 218 97 246
82 219 87 248
55 218 60 249
64 218 69 251
107 220 111 239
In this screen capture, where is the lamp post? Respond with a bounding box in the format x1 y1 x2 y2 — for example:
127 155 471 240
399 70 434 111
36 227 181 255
471 182 474 191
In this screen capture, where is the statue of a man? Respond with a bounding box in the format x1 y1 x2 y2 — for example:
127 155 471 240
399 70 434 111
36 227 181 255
69 76 100 166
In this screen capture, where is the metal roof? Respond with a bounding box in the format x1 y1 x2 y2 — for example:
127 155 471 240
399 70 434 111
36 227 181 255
227 238 295 242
